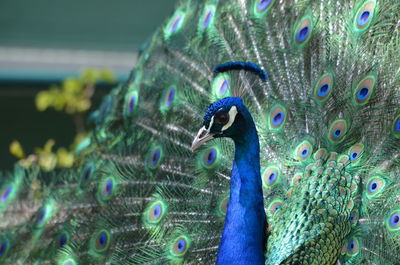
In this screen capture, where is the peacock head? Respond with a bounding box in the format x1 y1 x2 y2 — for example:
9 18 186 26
191 97 252 152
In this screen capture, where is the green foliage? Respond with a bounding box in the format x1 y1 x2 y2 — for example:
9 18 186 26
9 68 116 171
35 68 116 114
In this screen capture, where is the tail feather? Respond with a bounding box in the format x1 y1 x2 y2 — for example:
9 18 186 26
1 0 400 264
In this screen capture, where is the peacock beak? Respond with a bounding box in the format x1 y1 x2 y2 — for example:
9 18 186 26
191 126 216 152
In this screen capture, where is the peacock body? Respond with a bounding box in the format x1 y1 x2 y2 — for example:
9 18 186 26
1 0 400 264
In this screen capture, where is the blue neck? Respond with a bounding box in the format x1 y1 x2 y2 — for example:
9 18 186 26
216 116 266 265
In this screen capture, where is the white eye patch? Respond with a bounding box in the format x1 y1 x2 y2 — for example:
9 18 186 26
221 106 238 131
207 115 215 132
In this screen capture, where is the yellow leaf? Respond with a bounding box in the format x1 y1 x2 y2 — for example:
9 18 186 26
38 153 57 171
35 91 51 111
9 140 25 159
81 68 99 83
76 99 91 112
63 78 83 94
57 148 74 168
99 68 116 83
35 139 55 155
43 139 56 153
18 155 35 169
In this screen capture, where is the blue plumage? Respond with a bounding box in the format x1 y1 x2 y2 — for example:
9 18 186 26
213 62 268 81
1 0 400 264
193 97 266 264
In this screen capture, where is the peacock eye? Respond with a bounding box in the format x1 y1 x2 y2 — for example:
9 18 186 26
214 112 229 125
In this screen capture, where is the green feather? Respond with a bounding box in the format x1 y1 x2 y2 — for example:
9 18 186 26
1 0 400 264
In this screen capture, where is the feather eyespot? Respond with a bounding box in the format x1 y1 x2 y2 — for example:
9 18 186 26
36 208 47 225
205 148 216 164
175 239 186 253
97 177 116 203
152 150 160 165
80 163 95 188
143 199 167 226
346 238 359 256
387 211 400 231
160 87 177 113
368 181 378 192
349 211 359 225
199 5 215 30
292 172 303 186
1 186 12 202
257 0 272 11
171 16 182 32
313 148 327 161
328 119 348 143
219 80 229 95
301 149 308 157
34 201 56 228
104 180 113 196
358 10 370 26
217 196 229 217
62 260 76 265
366 177 385 198
268 172 277 183
83 166 92 182
297 26 310 42
348 143 364 163
128 95 137 112
313 73 334 103
268 105 287 130
293 15 314 47
252 0 275 17
212 74 230 99
168 12 185 34
152 204 162 219
0 239 9 257
357 87 368 100
59 233 68 249
165 89 175 107
55 230 71 250
353 75 376 105
124 90 139 116
203 10 213 28
146 146 164 169
148 202 164 222
94 230 110 253
268 200 283 216
353 1 376 32
295 140 313 161
318 84 329 97
262 166 280 188
34 203 54 228
171 236 190 257
201 147 221 169
272 112 284 126
164 10 186 39
393 114 400 138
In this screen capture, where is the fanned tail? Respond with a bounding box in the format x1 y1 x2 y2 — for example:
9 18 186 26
1 0 400 264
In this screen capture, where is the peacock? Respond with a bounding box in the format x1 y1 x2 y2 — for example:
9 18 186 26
1 0 400 264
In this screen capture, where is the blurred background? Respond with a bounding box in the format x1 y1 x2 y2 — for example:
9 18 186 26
0 0 178 170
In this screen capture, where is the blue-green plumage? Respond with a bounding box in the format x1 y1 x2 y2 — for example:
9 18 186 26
1 0 400 264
